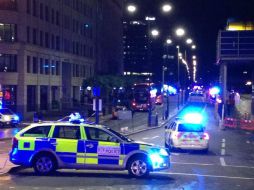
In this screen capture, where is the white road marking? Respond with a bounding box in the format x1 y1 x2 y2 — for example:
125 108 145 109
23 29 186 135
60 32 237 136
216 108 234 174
151 136 159 139
225 164 254 169
9 187 15 189
222 139 226 143
221 148 225 155
142 137 149 140
221 143 225 148
170 153 180 156
220 157 226 166
32 188 39 190
154 171 254 180
246 140 250 144
171 162 214 166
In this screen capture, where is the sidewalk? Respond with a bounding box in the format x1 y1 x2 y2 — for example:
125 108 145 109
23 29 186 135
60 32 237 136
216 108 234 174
0 153 17 175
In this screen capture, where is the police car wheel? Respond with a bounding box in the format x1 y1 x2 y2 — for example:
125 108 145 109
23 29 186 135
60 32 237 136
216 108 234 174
128 156 149 178
33 154 56 175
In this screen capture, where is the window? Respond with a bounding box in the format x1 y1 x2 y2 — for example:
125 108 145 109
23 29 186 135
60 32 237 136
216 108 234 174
40 3 43 20
40 58 44 74
39 30 43 46
0 54 17 72
56 36 60 50
72 63 76 77
26 0 31 14
76 64 79 77
56 11 59 25
32 28 37 45
0 23 16 42
56 61 60 75
26 26 30 43
45 5 49 22
51 34 55 49
51 9 55 24
27 85 36 111
0 0 17 10
27 56 31 73
53 126 81 139
22 126 51 137
51 60 55 75
44 59 49 75
32 0 37 17
85 127 115 142
45 32 49 48
32 57 38 74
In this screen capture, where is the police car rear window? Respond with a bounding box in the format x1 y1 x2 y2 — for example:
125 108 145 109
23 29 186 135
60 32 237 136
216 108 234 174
178 124 204 132
22 126 51 137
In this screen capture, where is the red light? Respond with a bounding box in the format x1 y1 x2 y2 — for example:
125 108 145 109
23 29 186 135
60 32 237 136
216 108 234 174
202 133 209 140
12 137 18 149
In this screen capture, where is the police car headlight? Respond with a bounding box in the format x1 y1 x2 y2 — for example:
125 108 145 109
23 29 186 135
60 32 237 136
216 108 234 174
159 148 168 156
149 154 164 164
3 115 11 121
14 115 19 121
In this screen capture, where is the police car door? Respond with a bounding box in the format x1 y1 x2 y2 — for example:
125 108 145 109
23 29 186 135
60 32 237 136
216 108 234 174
52 125 84 167
84 127 122 169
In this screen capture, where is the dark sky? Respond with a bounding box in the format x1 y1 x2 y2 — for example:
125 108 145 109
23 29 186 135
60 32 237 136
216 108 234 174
127 0 254 84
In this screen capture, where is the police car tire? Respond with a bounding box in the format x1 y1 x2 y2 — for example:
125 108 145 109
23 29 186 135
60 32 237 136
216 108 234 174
127 155 150 178
33 153 57 175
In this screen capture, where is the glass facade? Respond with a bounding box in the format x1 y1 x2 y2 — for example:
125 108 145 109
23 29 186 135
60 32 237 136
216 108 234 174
0 23 16 42
0 54 17 72
0 0 17 10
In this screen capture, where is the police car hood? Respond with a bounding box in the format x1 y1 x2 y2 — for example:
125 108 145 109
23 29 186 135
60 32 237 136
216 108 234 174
134 141 154 146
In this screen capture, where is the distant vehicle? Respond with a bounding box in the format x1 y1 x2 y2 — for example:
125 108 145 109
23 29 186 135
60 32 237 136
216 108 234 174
0 108 19 127
10 122 169 177
188 92 205 103
165 116 209 152
131 83 157 111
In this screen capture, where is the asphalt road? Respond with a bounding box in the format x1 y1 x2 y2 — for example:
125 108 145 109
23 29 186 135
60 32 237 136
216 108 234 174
1 103 254 190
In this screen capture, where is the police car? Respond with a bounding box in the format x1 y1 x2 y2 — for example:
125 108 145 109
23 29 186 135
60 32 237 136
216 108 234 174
165 113 209 152
0 108 19 127
10 122 169 177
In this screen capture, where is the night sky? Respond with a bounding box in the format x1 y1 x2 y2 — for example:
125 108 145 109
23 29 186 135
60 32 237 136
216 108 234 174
127 0 254 84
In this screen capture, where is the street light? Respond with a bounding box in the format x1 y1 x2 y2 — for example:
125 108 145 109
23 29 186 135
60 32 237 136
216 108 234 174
191 45 196 49
127 4 137 13
175 28 185 37
166 38 172 45
186 38 193 44
151 29 160 37
161 3 172 13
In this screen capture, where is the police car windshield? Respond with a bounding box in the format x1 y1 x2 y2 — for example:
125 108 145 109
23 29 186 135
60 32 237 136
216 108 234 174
0 108 13 115
106 127 133 142
178 124 204 132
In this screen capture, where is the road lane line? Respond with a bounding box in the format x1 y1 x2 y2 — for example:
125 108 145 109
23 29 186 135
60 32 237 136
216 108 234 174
154 171 254 180
246 140 250 144
225 164 254 169
151 136 159 139
221 143 225 148
220 157 226 166
171 162 214 166
142 137 149 140
221 148 225 155
222 139 225 143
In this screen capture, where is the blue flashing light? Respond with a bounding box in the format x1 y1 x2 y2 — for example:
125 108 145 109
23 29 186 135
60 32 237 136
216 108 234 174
183 113 203 124
14 115 19 121
149 153 164 169
209 86 220 96
168 86 177 94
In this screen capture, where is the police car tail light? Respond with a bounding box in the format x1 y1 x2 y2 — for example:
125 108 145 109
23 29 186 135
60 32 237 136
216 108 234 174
202 133 209 140
12 137 18 149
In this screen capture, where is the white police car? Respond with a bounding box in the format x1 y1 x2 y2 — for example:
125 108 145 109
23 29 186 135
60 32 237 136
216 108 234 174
165 113 209 152
0 108 19 127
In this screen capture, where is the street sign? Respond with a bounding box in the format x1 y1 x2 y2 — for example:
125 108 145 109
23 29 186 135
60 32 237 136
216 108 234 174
217 30 254 62
93 99 102 111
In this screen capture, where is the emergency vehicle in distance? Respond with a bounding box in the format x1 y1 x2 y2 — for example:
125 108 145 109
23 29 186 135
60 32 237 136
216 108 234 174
10 122 169 177
0 108 20 127
131 83 157 111
165 113 209 152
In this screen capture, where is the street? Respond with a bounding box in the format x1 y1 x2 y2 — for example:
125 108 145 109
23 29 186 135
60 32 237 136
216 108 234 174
0 102 254 190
